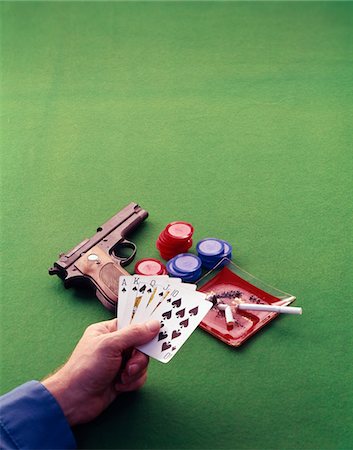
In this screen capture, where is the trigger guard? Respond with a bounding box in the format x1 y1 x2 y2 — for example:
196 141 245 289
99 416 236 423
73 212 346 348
110 241 137 267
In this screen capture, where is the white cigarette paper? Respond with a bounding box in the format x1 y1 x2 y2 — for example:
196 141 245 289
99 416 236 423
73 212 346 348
217 303 227 311
224 306 234 324
237 303 302 315
217 304 235 324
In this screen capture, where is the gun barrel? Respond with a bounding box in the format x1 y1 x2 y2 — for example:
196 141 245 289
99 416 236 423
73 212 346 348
96 203 147 236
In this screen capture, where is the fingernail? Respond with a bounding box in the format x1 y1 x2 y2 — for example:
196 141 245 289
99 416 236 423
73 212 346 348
146 319 160 333
128 364 139 376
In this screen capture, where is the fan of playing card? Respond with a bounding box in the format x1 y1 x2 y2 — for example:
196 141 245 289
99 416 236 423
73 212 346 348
118 275 212 363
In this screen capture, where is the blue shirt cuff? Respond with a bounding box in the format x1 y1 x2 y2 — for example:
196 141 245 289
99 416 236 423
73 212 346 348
0 380 76 449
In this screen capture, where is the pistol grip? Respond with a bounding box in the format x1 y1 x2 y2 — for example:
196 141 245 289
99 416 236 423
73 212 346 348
74 245 129 311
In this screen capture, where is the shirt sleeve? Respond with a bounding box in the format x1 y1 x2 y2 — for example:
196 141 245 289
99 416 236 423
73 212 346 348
0 380 76 450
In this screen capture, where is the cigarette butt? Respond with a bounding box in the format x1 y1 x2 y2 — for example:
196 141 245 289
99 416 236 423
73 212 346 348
224 305 235 324
217 303 228 311
217 303 235 327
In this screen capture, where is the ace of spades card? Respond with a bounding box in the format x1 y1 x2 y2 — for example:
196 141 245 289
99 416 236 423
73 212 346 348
117 275 131 326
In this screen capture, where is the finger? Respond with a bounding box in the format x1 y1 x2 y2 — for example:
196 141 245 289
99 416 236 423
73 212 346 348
84 318 118 336
104 320 160 353
102 318 118 332
115 371 148 393
126 348 149 368
120 365 147 386
121 351 149 380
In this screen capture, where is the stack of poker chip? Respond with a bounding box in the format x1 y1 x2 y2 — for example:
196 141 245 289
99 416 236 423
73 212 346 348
134 258 167 276
196 238 232 269
166 253 202 283
156 221 194 260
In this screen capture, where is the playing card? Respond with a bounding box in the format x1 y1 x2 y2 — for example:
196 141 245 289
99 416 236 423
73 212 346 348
131 277 180 325
117 276 132 328
142 281 180 319
119 275 169 329
181 282 197 291
137 287 212 363
132 276 198 324
133 276 194 324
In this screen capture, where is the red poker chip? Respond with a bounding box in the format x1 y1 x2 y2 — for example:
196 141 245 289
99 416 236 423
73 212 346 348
165 222 194 241
156 221 194 261
159 254 174 262
156 231 173 245
156 239 192 260
156 236 192 252
156 241 183 258
159 252 179 261
157 230 190 246
157 250 190 261
134 258 167 276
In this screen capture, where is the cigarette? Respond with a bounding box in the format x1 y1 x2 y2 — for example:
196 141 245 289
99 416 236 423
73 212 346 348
217 303 235 325
237 303 302 315
217 303 227 311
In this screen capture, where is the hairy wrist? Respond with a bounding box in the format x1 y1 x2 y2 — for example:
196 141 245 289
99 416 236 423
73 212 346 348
42 370 80 427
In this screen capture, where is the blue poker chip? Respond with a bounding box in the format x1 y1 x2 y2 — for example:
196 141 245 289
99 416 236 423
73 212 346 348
173 253 202 274
196 239 225 258
198 254 222 264
183 271 202 283
166 257 202 282
221 240 232 257
178 268 202 283
166 259 187 278
197 239 233 269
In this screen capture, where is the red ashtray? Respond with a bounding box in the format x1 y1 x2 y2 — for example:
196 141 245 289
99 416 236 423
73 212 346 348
197 259 296 346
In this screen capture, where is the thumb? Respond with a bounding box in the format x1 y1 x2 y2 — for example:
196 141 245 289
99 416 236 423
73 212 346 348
105 320 160 353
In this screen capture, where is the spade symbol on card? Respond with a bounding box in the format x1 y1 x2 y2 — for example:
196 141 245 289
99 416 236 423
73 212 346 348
160 322 164 328
172 347 176 351
159 292 164 297
133 286 137 291
189 306 199 316
158 331 168 341
147 288 152 293
139 285 146 293
176 308 185 318
172 298 182 308
172 330 181 339
179 319 189 328
162 342 172 351
162 310 172 320
122 288 126 292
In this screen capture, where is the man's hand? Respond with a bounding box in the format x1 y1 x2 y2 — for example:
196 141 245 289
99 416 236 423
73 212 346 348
42 319 160 426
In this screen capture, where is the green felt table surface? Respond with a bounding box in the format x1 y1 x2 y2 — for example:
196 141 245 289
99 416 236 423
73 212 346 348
1 1 353 449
